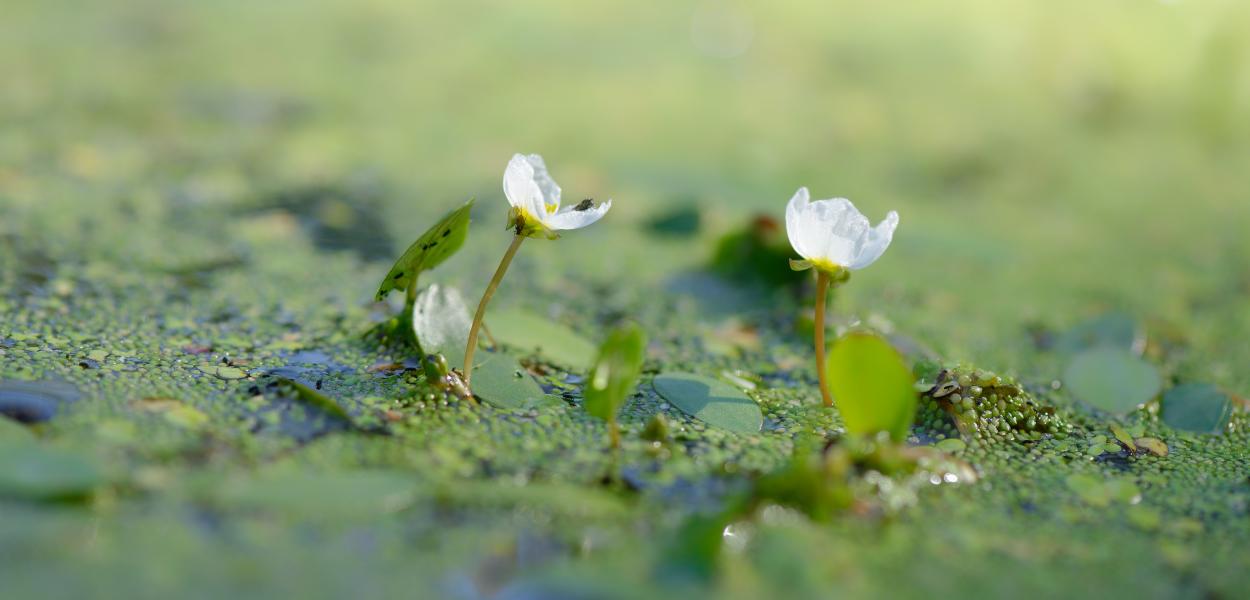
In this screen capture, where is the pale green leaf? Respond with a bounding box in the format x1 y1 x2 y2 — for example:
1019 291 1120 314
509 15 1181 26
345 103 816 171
584 324 647 423
825 332 917 442
375 199 473 301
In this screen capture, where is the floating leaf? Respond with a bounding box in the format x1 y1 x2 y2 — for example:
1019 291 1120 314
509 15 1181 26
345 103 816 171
1054 312 1144 355
1109 424 1136 451
488 308 598 371
1160 383 1231 434
0 444 103 501
275 378 352 422
825 332 916 442
411 284 473 366
652 372 762 434
469 352 545 409
375 199 473 301
1134 437 1169 457
1063 348 1161 414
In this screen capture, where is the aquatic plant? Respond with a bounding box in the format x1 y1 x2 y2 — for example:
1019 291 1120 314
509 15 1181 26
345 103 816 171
784 188 898 407
463 154 612 385
584 324 647 448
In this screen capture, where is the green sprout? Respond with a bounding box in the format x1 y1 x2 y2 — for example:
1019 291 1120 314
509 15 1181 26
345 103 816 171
584 324 647 449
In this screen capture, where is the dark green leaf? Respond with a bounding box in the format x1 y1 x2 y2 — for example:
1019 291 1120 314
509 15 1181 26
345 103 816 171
584 324 647 423
1161 383 1231 434
488 308 598 371
1062 348 1161 415
411 284 473 367
825 332 917 442
652 372 762 434
469 352 545 409
375 199 473 301
277 378 352 422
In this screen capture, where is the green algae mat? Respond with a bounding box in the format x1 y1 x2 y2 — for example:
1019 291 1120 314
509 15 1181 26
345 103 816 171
3 1 1250 598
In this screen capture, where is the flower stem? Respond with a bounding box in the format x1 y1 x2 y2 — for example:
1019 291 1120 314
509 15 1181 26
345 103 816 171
813 270 833 407
463 234 525 386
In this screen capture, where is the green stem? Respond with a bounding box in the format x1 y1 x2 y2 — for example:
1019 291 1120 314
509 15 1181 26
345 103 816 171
814 270 833 408
464 234 525 386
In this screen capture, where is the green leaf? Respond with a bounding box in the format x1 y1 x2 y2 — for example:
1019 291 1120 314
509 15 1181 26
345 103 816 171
488 308 598 371
0 444 103 501
1062 348 1161 415
825 332 917 442
469 352 545 409
1161 383 1231 434
584 324 647 423
375 199 473 301
1054 312 1143 355
276 378 352 422
411 284 473 367
652 372 762 434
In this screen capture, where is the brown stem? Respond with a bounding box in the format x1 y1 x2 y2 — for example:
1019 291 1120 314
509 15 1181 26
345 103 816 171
814 270 833 407
464 235 525 386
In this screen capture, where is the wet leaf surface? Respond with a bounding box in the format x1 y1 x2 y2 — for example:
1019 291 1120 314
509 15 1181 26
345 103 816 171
584 325 647 424
652 372 762 434
1160 383 1231 434
1062 348 1161 415
411 284 473 366
470 352 546 409
825 332 916 441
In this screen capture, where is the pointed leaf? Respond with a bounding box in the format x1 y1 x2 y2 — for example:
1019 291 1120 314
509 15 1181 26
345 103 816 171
584 325 647 423
375 200 473 301
653 372 762 434
825 332 917 442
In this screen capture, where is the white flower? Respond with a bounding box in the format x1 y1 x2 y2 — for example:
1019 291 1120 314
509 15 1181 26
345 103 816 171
785 187 898 272
503 154 611 236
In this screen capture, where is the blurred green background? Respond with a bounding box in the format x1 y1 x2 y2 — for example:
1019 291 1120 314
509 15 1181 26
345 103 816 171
2 1 1250 596
5 0 1247 385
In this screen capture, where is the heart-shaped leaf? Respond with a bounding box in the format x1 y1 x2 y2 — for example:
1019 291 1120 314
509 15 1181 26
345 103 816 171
825 332 917 442
584 324 647 423
411 284 473 366
469 352 545 409
1161 383 1231 434
375 200 473 301
1063 348 1160 415
487 308 598 371
653 372 761 434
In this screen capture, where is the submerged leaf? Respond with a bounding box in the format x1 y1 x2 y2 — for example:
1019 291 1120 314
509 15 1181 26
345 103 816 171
411 284 473 366
652 372 762 434
825 332 916 442
469 352 545 409
1063 348 1161 415
375 199 473 301
1161 383 1231 434
488 308 598 371
584 325 647 423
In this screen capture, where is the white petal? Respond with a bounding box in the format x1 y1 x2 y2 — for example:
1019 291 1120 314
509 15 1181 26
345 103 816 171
785 187 811 259
544 199 612 230
847 210 899 270
801 197 860 266
524 154 562 212
503 154 542 217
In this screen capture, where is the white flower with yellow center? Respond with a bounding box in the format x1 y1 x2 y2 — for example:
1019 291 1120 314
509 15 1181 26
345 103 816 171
504 154 611 238
462 153 612 388
782 186 899 409
785 187 898 274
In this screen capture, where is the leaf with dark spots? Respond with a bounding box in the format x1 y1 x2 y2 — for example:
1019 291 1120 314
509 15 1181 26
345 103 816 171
376 199 474 301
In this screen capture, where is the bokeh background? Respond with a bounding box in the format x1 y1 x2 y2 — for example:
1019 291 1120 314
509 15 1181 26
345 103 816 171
6 0 1248 385
4 1 1250 596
